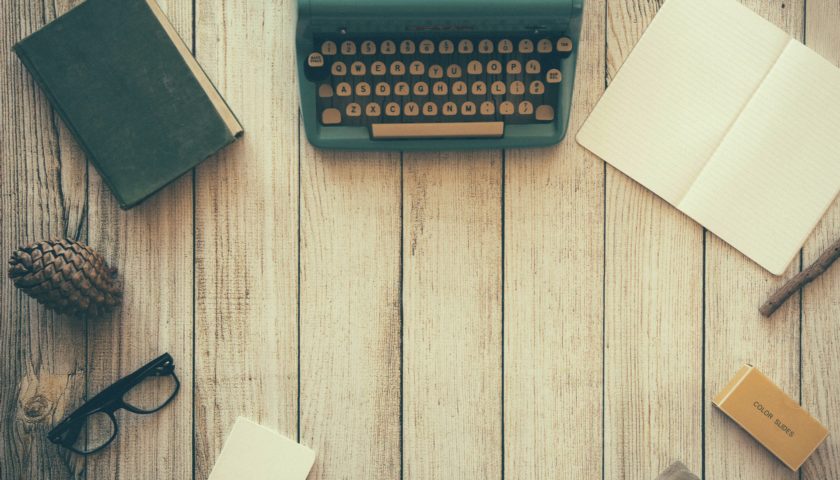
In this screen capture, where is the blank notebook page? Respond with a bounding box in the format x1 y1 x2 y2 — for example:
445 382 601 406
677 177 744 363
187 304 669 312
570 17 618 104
577 0 840 274
679 41 840 274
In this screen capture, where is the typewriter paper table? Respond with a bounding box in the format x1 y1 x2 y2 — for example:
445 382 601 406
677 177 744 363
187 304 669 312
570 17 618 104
2 1 839 479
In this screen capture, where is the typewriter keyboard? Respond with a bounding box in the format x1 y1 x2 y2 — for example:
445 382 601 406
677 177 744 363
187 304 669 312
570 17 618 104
303 36 573 139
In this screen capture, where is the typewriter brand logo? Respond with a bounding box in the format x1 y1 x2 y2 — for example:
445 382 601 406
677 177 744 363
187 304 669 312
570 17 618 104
410 24 474 32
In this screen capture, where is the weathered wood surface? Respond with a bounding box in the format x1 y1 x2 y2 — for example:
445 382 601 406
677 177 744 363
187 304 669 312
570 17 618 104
1 0 839 479
802 1 840 479
604 1 704 478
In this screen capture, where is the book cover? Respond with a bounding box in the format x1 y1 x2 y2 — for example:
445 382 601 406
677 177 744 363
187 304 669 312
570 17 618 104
14 0 243 209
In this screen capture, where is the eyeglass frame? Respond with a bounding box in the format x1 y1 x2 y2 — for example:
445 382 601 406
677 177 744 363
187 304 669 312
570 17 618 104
48 352 180 455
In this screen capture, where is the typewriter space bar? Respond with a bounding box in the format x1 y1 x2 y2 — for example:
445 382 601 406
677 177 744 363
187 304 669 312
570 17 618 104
371 122 504 139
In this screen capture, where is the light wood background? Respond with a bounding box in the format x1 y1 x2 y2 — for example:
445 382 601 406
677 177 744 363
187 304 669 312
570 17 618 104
1 0 838 478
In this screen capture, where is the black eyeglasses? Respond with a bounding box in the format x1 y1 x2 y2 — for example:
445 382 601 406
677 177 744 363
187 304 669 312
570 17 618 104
48 353 180 455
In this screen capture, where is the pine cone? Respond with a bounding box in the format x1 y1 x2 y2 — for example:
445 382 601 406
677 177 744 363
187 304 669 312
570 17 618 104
8 239 122 316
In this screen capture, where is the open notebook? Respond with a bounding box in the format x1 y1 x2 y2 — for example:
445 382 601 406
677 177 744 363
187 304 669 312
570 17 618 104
577 0 840 275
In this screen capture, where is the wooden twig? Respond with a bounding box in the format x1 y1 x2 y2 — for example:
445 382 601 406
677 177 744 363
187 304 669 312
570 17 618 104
656 461 700 480
760 236 840 317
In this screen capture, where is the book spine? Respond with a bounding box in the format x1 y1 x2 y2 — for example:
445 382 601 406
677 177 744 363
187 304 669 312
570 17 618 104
13 43 130 208
144 0 244 138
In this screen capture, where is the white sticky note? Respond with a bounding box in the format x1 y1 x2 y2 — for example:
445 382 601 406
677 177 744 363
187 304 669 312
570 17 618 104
208 417 316 480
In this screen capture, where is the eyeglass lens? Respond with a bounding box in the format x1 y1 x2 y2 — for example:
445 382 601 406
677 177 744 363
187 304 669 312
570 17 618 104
122 373 179 412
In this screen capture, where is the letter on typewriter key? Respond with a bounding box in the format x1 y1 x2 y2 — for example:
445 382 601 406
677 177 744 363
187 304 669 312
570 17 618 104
365 103 381 117
478 39 494 54
346 103 361 117
371 61 386 76
385 102 400 116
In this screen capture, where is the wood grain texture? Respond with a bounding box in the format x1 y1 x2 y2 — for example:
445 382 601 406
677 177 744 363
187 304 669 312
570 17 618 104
604 2 704 479
299 145 401 479
802 1 840 478
703 3 804 479
502 1 606 478
84 1 194 479
193 0 299 477
402 151 502 479
0 1 88 478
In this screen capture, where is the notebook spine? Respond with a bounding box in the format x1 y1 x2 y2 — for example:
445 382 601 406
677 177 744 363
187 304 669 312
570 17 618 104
13 43 128 207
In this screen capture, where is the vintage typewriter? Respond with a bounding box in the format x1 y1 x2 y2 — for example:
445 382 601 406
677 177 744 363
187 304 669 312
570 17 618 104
296 0 583 150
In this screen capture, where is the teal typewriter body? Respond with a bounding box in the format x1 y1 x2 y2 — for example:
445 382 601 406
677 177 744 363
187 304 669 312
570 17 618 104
296 0 584 150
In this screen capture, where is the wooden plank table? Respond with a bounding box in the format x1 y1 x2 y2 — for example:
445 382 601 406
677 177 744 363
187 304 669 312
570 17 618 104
1 0 838 478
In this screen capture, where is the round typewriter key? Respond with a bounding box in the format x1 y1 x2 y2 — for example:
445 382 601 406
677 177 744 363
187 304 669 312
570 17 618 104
400 39 415 55
413 82 429 96
361 40 376 55
307 52 324 68
390 61 405 75
487 60 502 74
446 64 462 78
428 65 444 79
461 101 476 116
471 81 487 95
439 39 454 54
356 82 371 96
375 82 391 96
526 59 541 74
432 81 448 96
371 61 386 76
490 81 506 95
341 40 356 55
395 82 410 96
322 108 342 125
404 102 420 116
510 81 525 95
478 39 494 54
365 103 381 116
321 40 337 55
423 102 438 116
419 39 435 54
458 39 474 54
442 101 458 116
409 61 425 76
346 103 361 117
518 39 534 54
351 61 366 75
556 37 573 52
480 101 495 115
529 80 545 95
535 105 555 121
498 39 513 53
385 102 401 116
331 61 347 76
336 82 352 96
318 84 333 98
452 81 467 95
467 60 483 75
381 40 396 54
537 38 553 53
518 100 534 115
499 101 514 115
546 68 562 83
506 60 521 75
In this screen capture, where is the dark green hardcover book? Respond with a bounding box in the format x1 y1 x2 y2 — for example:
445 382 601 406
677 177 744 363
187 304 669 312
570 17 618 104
14 0 243 209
